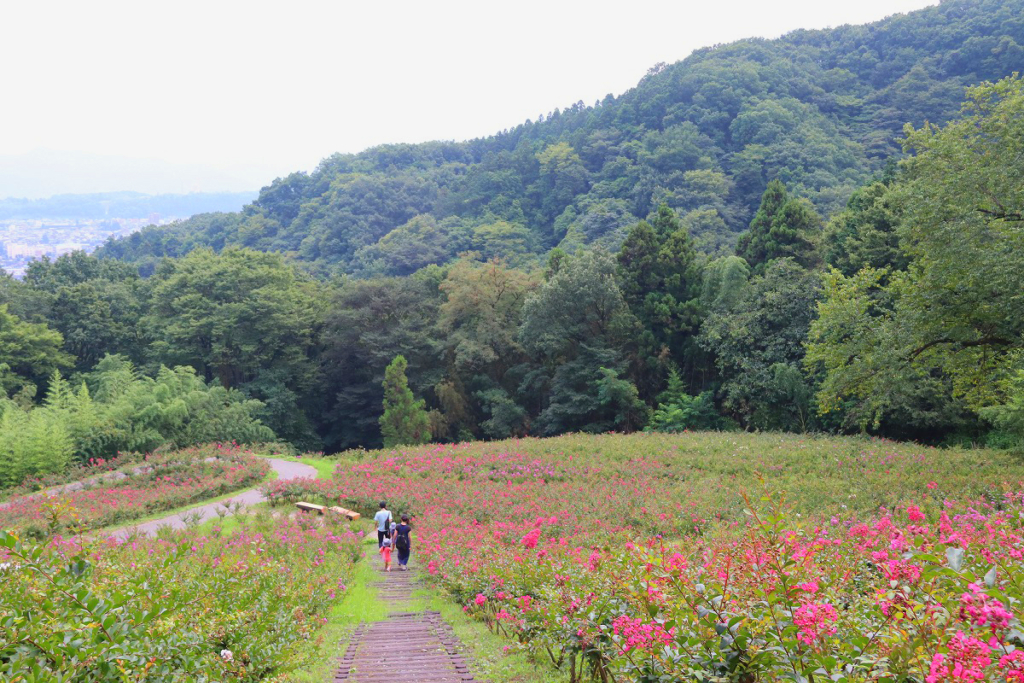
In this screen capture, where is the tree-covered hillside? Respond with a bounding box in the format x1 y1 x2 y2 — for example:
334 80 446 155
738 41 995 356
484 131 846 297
4 2 1023 457
98 0 1024 275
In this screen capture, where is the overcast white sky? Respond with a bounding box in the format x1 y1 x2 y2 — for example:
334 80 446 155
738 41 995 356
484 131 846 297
1 0 937 196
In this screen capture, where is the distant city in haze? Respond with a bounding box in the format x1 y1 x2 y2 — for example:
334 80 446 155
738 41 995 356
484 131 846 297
0 190 256 277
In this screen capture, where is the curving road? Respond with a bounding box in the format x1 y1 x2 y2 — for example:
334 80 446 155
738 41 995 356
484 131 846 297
105 458 316 542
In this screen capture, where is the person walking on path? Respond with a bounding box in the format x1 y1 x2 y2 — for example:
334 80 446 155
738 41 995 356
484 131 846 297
392 514 413 570
378 538 393 572
373 502 392 547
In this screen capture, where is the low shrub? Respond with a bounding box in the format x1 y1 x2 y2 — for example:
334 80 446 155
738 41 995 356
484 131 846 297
0 443 270 535
274 432 1024 681
0 513 361 681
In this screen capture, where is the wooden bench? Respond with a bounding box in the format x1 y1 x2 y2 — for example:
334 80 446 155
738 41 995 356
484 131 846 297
329 506 361 521
295 501 361 521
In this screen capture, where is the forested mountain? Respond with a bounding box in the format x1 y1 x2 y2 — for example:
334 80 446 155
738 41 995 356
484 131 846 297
3 0 1023 458
98 0 1024 275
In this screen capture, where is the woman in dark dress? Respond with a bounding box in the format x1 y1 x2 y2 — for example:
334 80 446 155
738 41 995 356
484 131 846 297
392 515 413 570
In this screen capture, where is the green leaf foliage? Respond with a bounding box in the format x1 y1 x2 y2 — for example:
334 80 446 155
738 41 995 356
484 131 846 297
647 369 735 433
0 355 274 486
809 75 1024 432
0 304 72 399
735 180 821 274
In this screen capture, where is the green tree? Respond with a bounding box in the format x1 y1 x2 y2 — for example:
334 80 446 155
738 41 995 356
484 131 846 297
805 268 971 436
436 259 538 439
0 400 74 487
27 356 276 466
736 180 821 274
319 273 443 450
380 355 431 447
700 255 751 314
14 252 148 372
821 180 907 276
519 250 644 434
700 258 821 431
144 247 320 445
596 367 651 432
809 76 1024 429
533 142 590 228
0 305 72 399
617 205 705 394
646 367 734 433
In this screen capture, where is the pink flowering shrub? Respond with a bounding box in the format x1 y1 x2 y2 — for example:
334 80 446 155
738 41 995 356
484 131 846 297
269 432 1024 682
611 616 673 653
0 513 361 680
0 443 269 535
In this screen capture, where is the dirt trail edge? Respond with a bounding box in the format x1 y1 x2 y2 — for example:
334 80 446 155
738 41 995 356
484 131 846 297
105 458 315 541
335 568 484 683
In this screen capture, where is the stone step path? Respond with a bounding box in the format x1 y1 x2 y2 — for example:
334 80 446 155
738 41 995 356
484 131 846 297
334 568 483 683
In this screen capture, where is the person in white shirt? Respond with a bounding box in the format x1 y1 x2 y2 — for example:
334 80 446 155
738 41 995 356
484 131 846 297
373 501 392 547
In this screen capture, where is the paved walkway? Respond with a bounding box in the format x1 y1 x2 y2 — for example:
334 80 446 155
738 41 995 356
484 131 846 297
334 568 484 683
105 458 315 541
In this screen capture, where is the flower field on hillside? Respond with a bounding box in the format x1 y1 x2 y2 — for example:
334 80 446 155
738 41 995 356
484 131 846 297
0 512 362 682
0 444 270 535
266 432 1024 682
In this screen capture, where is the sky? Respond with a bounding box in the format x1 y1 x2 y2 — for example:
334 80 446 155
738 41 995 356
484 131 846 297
1 0 937 197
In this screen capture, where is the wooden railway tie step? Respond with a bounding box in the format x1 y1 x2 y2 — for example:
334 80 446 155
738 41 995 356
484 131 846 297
333 571 484 682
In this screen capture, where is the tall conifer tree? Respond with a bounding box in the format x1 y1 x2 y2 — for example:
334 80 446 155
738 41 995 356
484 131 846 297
379 355 431 447
736 180 821 273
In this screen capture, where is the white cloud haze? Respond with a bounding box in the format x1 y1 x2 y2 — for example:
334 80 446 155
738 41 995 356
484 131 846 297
1 0 937 196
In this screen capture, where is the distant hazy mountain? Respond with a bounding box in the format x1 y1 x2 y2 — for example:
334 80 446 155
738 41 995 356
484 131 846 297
0 191 258 221
0 149 266 199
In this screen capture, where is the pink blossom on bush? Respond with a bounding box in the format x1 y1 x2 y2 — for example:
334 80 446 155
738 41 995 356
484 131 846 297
999 651 1024 682
926 631 992 683
959 583 1012 630
612 615 673 653
907 505 926 522
793 602 838 645
521 528 541 549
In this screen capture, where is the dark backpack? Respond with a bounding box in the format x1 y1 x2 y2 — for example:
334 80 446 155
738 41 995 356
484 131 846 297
395 527 410 551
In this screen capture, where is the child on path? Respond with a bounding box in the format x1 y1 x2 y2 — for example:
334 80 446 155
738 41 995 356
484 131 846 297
379 538 393 572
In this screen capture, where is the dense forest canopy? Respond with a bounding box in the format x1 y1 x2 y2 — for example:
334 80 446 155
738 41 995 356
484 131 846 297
97 0 1024 276
2 0 1023 461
